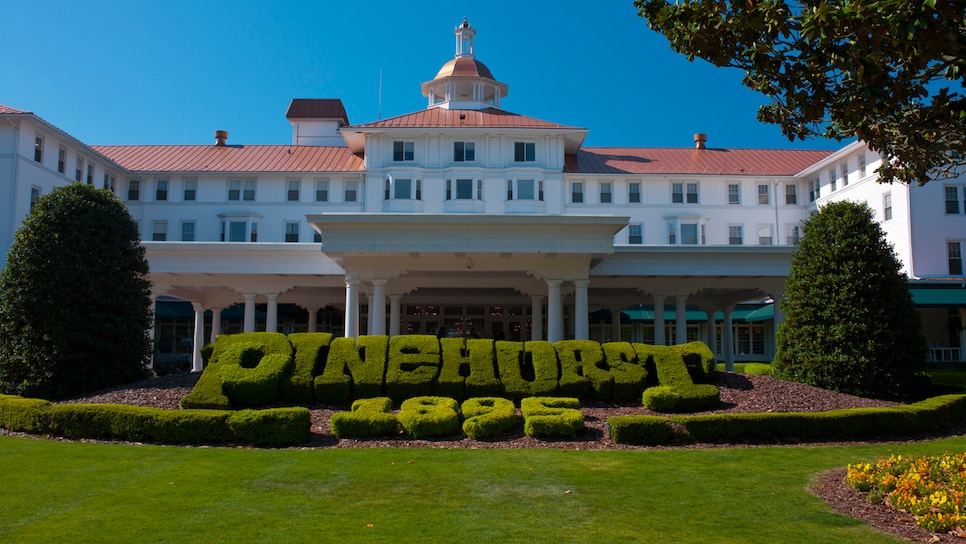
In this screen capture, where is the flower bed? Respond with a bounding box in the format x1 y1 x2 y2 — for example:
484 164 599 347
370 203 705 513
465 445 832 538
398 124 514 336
848 452 966 534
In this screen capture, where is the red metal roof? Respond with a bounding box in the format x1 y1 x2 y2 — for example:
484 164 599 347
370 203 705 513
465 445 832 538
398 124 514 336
352 108 582 130
285 99 349 125
92 145 364 173
565 147 834 176
433 57 495 80
0 104 31 114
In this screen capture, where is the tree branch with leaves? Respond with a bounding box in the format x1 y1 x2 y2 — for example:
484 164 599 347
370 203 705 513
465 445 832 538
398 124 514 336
636 0 965 185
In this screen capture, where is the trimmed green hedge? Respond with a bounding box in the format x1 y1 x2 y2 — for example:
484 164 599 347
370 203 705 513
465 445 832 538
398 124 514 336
556 340 613 400
601 342 649 403
461 397 519 440
496 341 560 399
0 395 309 446
436 338 502 399
397 396 461 438
329 397 400 437
284 333 333 404
607 415 676 445
386 336 441 400
636 344 720 412
608 394 966 445
520 397 584 438
186 333 716 407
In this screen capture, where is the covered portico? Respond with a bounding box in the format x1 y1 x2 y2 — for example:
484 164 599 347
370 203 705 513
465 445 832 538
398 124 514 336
308 213 629 342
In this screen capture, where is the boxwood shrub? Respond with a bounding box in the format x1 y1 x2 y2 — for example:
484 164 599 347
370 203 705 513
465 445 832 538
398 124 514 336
461 397 519 440
436 338 502 399
386 335 442 400
520 397 584 438
496 341 559 400
220 352 294 406
283 332 333 404
671 341 716 382
636 344 720 412
397 396 460 438
607 415 677 445
0 394 51 433
329 397 400 437
227 407 311 446
601 342 649 402
315 336 389 403
555 340 613 400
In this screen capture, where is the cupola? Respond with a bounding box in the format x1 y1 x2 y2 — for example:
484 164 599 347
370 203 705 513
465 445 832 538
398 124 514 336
420 18 509 110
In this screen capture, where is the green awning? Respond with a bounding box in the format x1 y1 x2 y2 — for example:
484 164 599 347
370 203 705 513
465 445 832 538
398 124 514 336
620 305 767 323
910 286 966 308
743 305 775 322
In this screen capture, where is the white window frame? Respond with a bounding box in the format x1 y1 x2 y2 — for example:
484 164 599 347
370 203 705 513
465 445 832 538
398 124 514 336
447 178 480 200
757 184 769 205
945 186 961 215
883 192 893 221
155 179 168 201
180 221 195 242
571 182 584 203
87 163 94 185
393 141 414 162
757 224 773 245
628 181 641 203
728 225 743 245
284 221 300 243
828 168 837 192
183 179 196 201
686 182 699 203
453 141 475 162
840 162 849 186
152 221 167 241
315 179 329 202
514 141 536 162
599 182 612 204
34 135 43 163
75 157 84 182
30 186 40 210
344 180 358 202
628 224 643 244
57 146 66 174
287 180 300 202
219 214 261 242
127 179 141 201
666 216 707 245
785 183 797 205
785 223 801 245
949 241 964 275
728 184 740 205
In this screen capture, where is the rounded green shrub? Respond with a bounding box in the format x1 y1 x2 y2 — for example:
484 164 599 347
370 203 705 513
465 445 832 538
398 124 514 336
397 396 460 438
461 397 519 439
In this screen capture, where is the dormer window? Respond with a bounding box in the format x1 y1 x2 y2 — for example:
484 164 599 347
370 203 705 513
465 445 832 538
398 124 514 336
454 141 475 162
393 141 414 162
514 142 535 162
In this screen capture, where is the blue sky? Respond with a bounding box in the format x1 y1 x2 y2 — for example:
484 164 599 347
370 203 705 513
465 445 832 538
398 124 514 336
2 1 842 151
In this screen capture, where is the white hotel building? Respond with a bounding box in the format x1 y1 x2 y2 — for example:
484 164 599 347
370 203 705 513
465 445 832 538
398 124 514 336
2 20 965 373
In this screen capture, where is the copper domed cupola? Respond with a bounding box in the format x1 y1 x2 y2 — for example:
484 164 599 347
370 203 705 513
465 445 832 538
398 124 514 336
420 18 509 110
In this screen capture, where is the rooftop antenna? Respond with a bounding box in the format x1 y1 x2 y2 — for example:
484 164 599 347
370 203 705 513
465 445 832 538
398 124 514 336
377 69 383 120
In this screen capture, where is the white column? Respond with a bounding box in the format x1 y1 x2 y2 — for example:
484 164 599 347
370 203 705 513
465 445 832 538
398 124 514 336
344 280 360 338
191 302 205 372
547 280 563 342
243 293 257 333
265 293 279 333
675 295 688 345
574 280 589 340
148 295 159 370
723 304 736 372
209 308 223 344
610 307 622 343
370 280 387 335
771 295 784 358
959 309 966 361
307 308 318 333
653 295 666 346
705 308 717 361
389 295 402 337
531 295 544 341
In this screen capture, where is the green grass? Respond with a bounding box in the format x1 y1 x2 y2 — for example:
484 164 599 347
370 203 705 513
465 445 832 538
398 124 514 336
4 436 966 542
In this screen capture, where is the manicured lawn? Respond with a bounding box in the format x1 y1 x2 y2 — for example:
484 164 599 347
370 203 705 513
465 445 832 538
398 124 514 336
4 436 966 542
